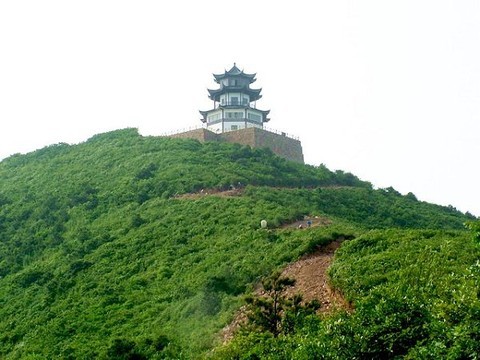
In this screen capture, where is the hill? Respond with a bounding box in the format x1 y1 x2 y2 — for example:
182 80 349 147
0 128 477 359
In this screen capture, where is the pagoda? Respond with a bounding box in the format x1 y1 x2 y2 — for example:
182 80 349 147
168 64 304 163
199 64 270 133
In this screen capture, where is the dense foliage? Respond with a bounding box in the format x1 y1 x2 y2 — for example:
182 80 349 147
466 220 480 245
245 186 470 230
0 128 476 358
0 128 366 279
214 230 480 359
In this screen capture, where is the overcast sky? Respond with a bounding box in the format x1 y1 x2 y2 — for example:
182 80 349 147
1 1 479 216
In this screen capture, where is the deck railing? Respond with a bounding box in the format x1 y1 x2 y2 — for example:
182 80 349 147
160 125 206 137
162 124 300 141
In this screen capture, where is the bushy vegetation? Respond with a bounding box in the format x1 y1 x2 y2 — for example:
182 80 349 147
0 128 476 358
0 128 364 279
214 229 480 359
245 186 472 230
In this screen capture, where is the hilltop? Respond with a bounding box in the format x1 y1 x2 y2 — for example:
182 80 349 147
0 128 478 359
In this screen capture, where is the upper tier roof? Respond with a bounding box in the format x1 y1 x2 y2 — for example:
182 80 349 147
213 64 256 83
207 86 262 102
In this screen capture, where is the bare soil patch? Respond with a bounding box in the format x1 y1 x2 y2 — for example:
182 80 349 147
220 239 351 343
281 239 351 313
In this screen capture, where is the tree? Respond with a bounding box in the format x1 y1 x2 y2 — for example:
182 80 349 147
104 338 146 360
245 272 320 337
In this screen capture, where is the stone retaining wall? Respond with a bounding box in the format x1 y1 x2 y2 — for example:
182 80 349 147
168 127 304 163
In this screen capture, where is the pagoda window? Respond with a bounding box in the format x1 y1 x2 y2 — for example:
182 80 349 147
231 96 239 105
226 111 243 119
208 113 221 122
248 112 262 122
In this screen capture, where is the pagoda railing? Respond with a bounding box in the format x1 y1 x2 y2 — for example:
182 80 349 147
160 124 206 136
214 102 257 108
262 126 300 141
162 125 299 141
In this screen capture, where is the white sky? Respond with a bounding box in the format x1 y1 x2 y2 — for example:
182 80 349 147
1 1 479 216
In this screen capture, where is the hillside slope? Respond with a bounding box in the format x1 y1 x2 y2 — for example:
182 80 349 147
0 128 476 358
214 229 480 359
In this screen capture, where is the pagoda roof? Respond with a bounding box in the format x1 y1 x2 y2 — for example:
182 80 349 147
213 64 256 83
208 87 262 102
253 108 270 122
199 110 208 122
256 109 270 116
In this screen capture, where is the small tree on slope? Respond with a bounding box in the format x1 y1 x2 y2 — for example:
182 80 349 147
244 271 320 337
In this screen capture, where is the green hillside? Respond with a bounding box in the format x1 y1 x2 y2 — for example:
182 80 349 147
0 128 477 359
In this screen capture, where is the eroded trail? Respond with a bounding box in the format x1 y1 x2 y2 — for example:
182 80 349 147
221 239 350 343
280 240 350 313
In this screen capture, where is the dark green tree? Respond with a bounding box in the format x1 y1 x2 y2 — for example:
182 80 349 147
245 272 319 337
104 338 146 360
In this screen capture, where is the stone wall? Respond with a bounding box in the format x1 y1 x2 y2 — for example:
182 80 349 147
252 128 304 164
220 127 304 163
168 127 304 164
219 127 257 147
169 128 219 142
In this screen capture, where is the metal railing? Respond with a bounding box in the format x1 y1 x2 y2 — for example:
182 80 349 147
161 124 300 141
262 126 300 141
160 124 206 137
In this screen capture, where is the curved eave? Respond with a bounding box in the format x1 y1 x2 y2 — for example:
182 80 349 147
213 72 257 83
207 88 220 99
253 108 270 122
199 110 208 123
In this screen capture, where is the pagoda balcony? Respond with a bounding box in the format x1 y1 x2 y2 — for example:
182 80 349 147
214 102 257 109
206 117 269 125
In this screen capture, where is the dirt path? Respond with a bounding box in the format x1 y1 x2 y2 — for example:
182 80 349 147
280 215 332 229
174 188 244 200
174 185 355 201
280 239 350 313
175 188 333 230
220 239 350 343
